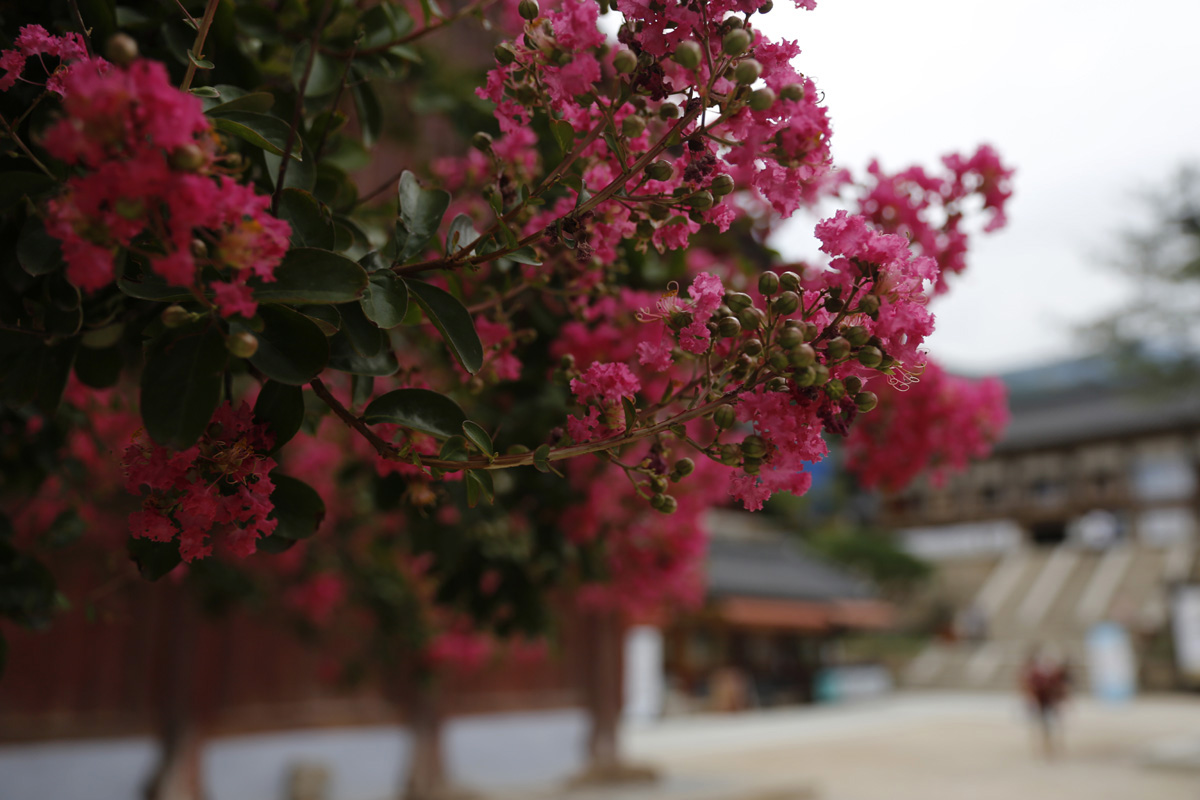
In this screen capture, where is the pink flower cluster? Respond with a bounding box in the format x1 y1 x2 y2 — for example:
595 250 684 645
567 361 641 443
844 362 1009 492
0 24 94 95
40 58 289 316
122 402 278 562
286 573 347 626
636 272 726 369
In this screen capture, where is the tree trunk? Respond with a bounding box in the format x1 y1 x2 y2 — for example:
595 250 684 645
402 676 449 800
144 587 202 800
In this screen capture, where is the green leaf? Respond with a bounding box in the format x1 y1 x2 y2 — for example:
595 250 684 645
74 345 123 389
359 3 415 48
17 215 64 277
622 396 637 433
362 388 466 438
439 434 470 463
264 148 316 192
277 188 335 249
252 247 368 304
533 444 552 473
465 469 494 508
0 172 57 212
551 119 575 155
127 538 182 581
328 330 399 376
253 380 305 452
405 279 483 374
213 111 302 160
0 333 77 414
462 421 494 456
351 73 383 147
351 374 374 409
337 302 384 358
446 214 479 256
361 270 409 329
116 267 191 302
297 304 342 336
204 86 276 114
503 246 542 266
187 49 214 69
189 86 221 98
139 322 226 449
291 41 344 97
395 171 450 262
267 474 326 540
244 304 330 385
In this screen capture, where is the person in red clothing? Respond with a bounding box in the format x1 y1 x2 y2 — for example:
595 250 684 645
1020 645 1072 759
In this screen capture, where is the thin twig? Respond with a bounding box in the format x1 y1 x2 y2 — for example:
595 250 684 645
179 0 221 91
0 113 54 177
272 1 334 213
67 0 94 58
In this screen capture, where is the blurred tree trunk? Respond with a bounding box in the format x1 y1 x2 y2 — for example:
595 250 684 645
144 586 202 800
401 675 449 800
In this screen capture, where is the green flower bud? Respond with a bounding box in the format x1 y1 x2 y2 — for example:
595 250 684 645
811 363 831 386
879 354 898 371
650 493 677 513
613 48 637 74
793 366 815 387
494 42 517 65
777 325 803 350
649 474 670 494
714 405 737 429
825 379 846 401
824 336 851 361
857 346 883 369
673 458 695 479
672 41 703 69
801 322 819 342
227 331 259 359
722 28 752 56
857 294 881 315
767 351 789 372
766 377 789 392
749 87 776 111
737 306 767 331
725 291 754 312
719 443 741 465
472 132 494 152
659 101 680 119
780 83 805 102
717 316 742 338
685 190 713 210
169 143 206 172
742 338 763 356
758 0 774 12
844 325 870 346
646 160 674 182
710 174 735 196
789 343 816 367
844 376 863 394
770 290 800 316
758 271 780 296
622 114 646 138
780 271 802 292
648 203 671 221
518 0 540 20
742 456 761 475
734 58 763 85
855 391 879 413
160 305 193 329
105 33 139 66
741 434 767 459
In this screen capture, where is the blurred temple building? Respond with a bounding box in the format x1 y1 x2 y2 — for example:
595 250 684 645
889 357 1200 692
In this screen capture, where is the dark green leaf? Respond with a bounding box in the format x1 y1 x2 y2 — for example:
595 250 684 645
140 322 226 449
187 49 214 69
268 474 326 540
213 111 302 160
439 434 469 463
462 421 494 456
277 188 335 249
128 538 182 582
351 74 383 147
241 305 330 385
327 330 399 376
465 469 494 508
362 388 466 438
337 301 384 358
292 41 345 97
361 270 409 329
0 172 57 212
395 171 450 262
622 396 637 433
533 444 552 473
74 346 123 389
551 119 575 155
359 3 415 48
264 148 316 192
297 305 341 336
446 214 479 256
254 380 305 452
0 332 76 413
252 248 368 304
351 374 374 409
189 86 221 98
503 246 542 266
405 279 483 373
17 215 64 277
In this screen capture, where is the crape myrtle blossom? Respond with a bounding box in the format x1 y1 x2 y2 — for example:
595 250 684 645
0 24 94 95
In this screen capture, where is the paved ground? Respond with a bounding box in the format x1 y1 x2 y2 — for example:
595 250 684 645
511 692 1200 800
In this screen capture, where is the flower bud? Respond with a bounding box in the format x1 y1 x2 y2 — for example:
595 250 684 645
741 434 766 459
856 346 883 368
717 316 742 338
810 364 830 386
844 325 870 346
725 291 753 311
742 338 763 356
672 41 703 69
855 391 879 413
710 174 734 196
737 306 767 331
169 143 206 172
793 366 815 387
649 474 670 494
780 271 802 292
613 48 637 74
758 271 780 296
672 458 695 479
655 101 679 119
770 290 800 316
734 58 763 85
758 0 774 12
824 295 844 312
801 322 819 341
191 238 208 259
646 160 674 182
719 443 741 465
824 378 846 401
685 190 713 210
857 294 881 315
742 456 761 475
825 336 851 361
560 353 576 370
749 87 776 111
161 305 193 329
648 203 671 221
722 28 752 56
650 493 678 514
227 331 259 358
780 83 805 102
494 42 517 65
104 33 139 66
620 114 645 139
844 376 863 394
777 325 803 350
730 354 753 381
788 343 816 367
767 351 789 372
714 405 737 429
766 377 789 392
472 131 494 152
518 0 540 20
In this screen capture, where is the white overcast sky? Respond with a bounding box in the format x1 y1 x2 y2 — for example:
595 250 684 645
760 0 1200 374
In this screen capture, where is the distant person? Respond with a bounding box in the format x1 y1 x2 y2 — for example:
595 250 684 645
1020 646 1072 759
